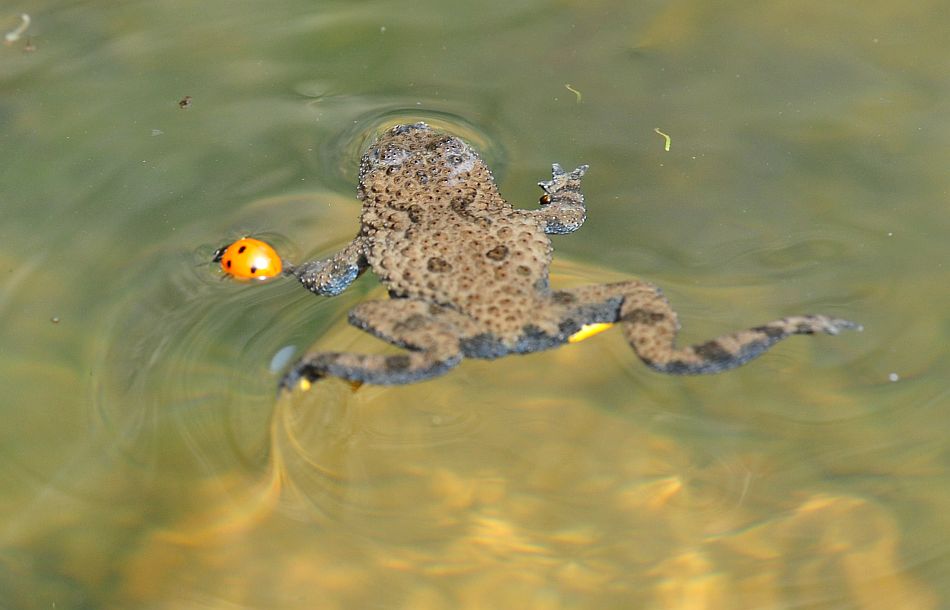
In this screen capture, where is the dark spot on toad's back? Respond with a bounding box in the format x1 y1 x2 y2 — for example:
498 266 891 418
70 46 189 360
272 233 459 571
427 257 451 272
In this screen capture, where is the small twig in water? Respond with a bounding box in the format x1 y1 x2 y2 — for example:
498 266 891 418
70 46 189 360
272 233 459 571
654 127 671 152
4 14 30 46
564 83 582 103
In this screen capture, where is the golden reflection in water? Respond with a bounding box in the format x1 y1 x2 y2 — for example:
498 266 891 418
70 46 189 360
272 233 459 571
709 494 938 610
152 457 283 547
112 372 938 609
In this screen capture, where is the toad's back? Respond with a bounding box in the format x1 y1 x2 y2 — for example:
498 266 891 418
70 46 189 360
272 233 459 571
356 123 553 335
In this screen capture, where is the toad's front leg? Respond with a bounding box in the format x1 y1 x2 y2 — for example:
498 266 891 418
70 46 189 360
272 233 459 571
532 163 589 234
288 237 368 297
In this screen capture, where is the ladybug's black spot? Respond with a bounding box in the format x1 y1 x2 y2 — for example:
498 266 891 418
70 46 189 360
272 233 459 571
250 266 257 274
238 245 247 254
225 260 232 268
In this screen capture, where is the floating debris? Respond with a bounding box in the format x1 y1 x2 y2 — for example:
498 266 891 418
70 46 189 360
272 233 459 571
178 95 192 109
888 372 899 382
3 13 30 46
564 83 582 103
269 345 297 373
654 127 671 152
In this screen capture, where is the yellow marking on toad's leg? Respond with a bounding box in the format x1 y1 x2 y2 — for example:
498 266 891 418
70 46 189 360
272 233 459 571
297 376 360 392
568 322 614 344
654 127 672 152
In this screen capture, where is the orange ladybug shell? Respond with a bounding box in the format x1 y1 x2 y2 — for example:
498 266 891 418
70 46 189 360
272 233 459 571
213 237 283 280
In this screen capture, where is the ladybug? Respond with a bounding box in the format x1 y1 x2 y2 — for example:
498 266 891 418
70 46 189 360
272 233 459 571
213 237 283 280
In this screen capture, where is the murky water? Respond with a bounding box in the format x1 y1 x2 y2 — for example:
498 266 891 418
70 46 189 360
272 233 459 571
1 0 947 608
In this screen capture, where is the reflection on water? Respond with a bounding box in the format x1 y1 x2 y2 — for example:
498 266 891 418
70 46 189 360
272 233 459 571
1 0 948 608
77 352 941 608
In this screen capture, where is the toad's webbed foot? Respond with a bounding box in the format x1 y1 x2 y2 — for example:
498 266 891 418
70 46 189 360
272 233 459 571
552 281 861 375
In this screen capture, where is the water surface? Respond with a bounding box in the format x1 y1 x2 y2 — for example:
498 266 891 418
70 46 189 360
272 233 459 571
1 0 947 608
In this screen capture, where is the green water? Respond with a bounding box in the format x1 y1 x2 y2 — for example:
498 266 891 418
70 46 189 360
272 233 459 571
1 0 947 608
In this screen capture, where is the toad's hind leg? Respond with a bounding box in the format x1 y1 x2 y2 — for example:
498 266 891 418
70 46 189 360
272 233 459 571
279 299 472 390
560 281 861 374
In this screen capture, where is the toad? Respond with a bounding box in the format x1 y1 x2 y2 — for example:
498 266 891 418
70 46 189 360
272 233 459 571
271 123 859 389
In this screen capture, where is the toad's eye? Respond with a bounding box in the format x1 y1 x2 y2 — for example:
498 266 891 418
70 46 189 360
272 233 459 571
539 194 552 205
214 237 283 281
